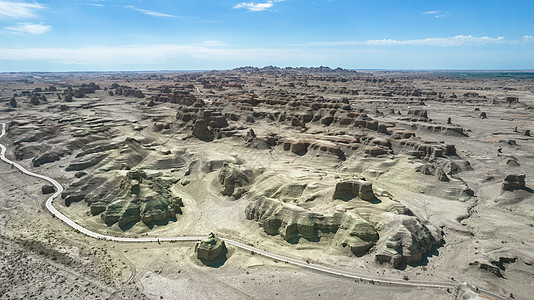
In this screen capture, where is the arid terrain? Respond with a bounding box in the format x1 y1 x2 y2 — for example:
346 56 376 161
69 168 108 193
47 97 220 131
1 67 533 299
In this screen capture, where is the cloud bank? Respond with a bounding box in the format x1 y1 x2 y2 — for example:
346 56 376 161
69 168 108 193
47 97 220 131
310 35 533 47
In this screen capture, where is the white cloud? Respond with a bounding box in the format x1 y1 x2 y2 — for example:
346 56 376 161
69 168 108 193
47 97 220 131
366 35 507 46
309 35 534 47
125 5 178 18
233 0 285 12
3 22 51 34
198 40 228 47
0 1 46 20
423 10 446 18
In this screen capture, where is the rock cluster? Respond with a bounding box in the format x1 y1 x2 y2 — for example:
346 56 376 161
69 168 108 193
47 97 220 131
177 107 233 141
246 196 442 267
79 82 100 94
150 90 197 105
109 85 145 98
62 168 184 227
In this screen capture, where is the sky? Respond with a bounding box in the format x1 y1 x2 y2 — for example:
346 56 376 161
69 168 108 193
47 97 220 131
0 0 533 71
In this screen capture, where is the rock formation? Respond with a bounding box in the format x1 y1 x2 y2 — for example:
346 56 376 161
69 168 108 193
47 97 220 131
502 174 526 191
30 95 40 105
192 119 214 141
374 213 442 268
41 185 55 195
73 89 84 98
332 180 375 201
245 197 341 242
196 233 226 261
217 163 254 199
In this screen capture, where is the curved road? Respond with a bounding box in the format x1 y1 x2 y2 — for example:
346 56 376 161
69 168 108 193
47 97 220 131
0 122 506 299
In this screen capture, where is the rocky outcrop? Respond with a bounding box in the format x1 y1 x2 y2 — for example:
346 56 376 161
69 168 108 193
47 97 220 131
42 185 55 195
451 282 484 300
470 252 517 278
406 109 428 119
505 96 519 103
289 141 308 155
394 140 456 159
502 174 526 191
63 169 183 227
245 197 341 242
33 149 71 167
65 154 107 171
73 89 85 98
90 202 107 215
140 196 182 225
9 97 16 108
133 90 145 98
245 196 440 265
97 170 183 226
14 144 46 160
374 214 442 268
217 164 254 199
282 139 346 160
435 167 450 182
79 82 100 94
192 119 214 141
30 95 40 105
333 180 375 201
195 233 226 261
334 212 379 256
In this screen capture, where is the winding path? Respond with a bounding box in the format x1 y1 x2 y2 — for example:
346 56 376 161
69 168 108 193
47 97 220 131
0 122 506 299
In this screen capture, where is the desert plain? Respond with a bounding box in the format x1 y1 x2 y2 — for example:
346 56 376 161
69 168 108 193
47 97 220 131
0 67 533 299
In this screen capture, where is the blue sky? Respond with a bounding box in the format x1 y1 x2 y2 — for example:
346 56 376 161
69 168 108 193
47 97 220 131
0 0 533 71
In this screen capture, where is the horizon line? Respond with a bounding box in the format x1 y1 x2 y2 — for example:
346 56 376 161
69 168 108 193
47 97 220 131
1 68 534 74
